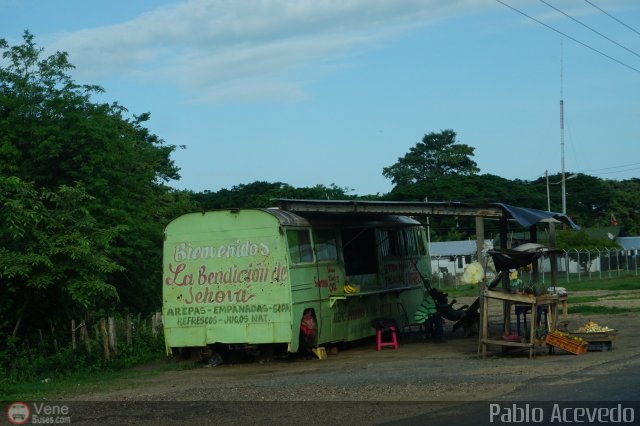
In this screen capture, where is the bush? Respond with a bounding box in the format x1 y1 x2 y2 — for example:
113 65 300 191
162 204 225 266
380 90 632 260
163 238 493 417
0 316 166 387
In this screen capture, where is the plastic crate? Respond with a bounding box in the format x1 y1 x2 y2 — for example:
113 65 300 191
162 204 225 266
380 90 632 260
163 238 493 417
545 332 588 355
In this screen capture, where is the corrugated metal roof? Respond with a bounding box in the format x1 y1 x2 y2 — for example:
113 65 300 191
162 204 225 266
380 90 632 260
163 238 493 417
262 208 310 227
429 240 493 257
617 236 640 250
273 199 580 230
261 208 421 227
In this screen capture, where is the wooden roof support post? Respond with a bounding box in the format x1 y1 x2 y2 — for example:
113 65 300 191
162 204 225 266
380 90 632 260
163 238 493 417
499 214 511 337
548 222 558 287
530 225 540 283
475 216 485 271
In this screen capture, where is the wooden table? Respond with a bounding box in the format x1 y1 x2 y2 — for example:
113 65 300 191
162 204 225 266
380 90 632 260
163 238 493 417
479 288 560 359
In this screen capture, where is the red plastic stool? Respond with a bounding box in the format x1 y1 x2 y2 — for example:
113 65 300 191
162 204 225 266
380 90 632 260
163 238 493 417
371 318 399 351
376 325 398 351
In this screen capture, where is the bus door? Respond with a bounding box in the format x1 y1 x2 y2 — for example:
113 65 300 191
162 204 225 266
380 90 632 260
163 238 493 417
312 228 342 343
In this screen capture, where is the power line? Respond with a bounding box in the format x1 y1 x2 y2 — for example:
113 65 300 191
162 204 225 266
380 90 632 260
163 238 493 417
533 162 640 180
578 162 640 173
587 166 640 177
538 0 640 59
495 0 640 74
583 0 640 37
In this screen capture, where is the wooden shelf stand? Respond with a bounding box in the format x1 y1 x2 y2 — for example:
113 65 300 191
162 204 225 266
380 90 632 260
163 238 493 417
479 288 560 359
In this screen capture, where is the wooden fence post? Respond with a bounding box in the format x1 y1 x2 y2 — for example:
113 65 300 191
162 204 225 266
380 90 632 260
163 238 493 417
49 321 59 353
108 317 117 356
136 313 142 336
151 312 162 337
100 318 110 361
81 322 91 353
152 313 158 337
126 314 132 345
71 319 77 350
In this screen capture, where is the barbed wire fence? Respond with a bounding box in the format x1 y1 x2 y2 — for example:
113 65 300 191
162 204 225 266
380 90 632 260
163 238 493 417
432 248 639 287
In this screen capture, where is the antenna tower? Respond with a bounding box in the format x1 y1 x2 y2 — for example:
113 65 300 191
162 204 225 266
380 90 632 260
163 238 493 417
560 41 567 214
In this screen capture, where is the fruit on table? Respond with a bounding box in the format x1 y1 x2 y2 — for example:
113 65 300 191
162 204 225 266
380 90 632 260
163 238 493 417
548 330 586 343
576 320 613 333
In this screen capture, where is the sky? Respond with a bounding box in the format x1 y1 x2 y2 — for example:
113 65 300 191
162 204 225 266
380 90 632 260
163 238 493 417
2 0 639 196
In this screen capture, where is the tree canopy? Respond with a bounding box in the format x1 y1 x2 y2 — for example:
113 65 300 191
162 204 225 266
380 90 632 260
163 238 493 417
382 129 479 186
191 181 355 210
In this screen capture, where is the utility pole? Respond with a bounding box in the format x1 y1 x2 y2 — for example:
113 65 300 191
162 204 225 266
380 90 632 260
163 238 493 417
546 170 551 212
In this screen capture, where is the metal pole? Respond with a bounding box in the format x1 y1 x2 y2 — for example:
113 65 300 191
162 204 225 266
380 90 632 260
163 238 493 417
560 41 567 215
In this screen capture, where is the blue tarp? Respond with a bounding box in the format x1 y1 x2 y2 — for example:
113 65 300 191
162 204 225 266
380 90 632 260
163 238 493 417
493 203 580 230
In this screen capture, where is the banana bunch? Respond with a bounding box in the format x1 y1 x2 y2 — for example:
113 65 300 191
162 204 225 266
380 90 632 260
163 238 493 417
577 320 613 333
343 283 359 294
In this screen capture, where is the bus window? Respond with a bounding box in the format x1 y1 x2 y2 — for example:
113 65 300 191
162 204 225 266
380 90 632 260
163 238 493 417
380 229 404 258
314 229 338 262
287 229 313 264
342 228 377 275
405 229 426 256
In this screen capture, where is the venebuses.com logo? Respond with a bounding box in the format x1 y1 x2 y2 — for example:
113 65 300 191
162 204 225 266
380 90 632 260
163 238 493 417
6 402 30 424
6 401 71 424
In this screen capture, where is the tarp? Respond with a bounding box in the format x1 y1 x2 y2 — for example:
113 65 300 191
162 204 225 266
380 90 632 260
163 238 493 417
493 203 580 230
488 243 563 272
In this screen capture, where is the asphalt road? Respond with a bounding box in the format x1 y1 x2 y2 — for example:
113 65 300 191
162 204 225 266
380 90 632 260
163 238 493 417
390 356 640 426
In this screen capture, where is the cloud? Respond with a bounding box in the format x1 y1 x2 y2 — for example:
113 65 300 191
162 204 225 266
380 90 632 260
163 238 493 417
48 0 489 102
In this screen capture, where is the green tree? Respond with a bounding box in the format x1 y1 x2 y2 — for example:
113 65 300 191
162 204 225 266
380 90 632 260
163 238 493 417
382 129 480 186
0 177 122 342
192 181 354 210
383 174 539 241
0 31 195 316
606 179 640 235
540 173 613 225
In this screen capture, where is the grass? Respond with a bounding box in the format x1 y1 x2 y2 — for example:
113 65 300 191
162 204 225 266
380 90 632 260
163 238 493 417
444 285 481 298
559 275 640 292
0 358 198 401
440 274 640 315
567 296 602 304
567 305 640 315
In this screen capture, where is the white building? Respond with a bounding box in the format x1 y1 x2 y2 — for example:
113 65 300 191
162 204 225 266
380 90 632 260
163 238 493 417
430 239 493 278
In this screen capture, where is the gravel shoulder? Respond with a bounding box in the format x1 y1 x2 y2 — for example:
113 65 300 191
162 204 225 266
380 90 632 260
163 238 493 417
68 291 640 403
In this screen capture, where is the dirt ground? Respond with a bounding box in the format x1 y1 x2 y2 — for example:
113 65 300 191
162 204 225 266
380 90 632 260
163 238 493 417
63 289 640 424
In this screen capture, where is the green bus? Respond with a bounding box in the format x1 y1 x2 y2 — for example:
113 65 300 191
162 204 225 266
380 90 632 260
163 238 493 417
162 207 430 356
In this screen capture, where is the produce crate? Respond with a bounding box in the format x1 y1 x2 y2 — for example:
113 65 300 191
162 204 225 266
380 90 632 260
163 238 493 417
545 332 588 355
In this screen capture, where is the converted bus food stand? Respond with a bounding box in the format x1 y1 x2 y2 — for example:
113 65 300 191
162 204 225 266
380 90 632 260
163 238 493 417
162 200 578 356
